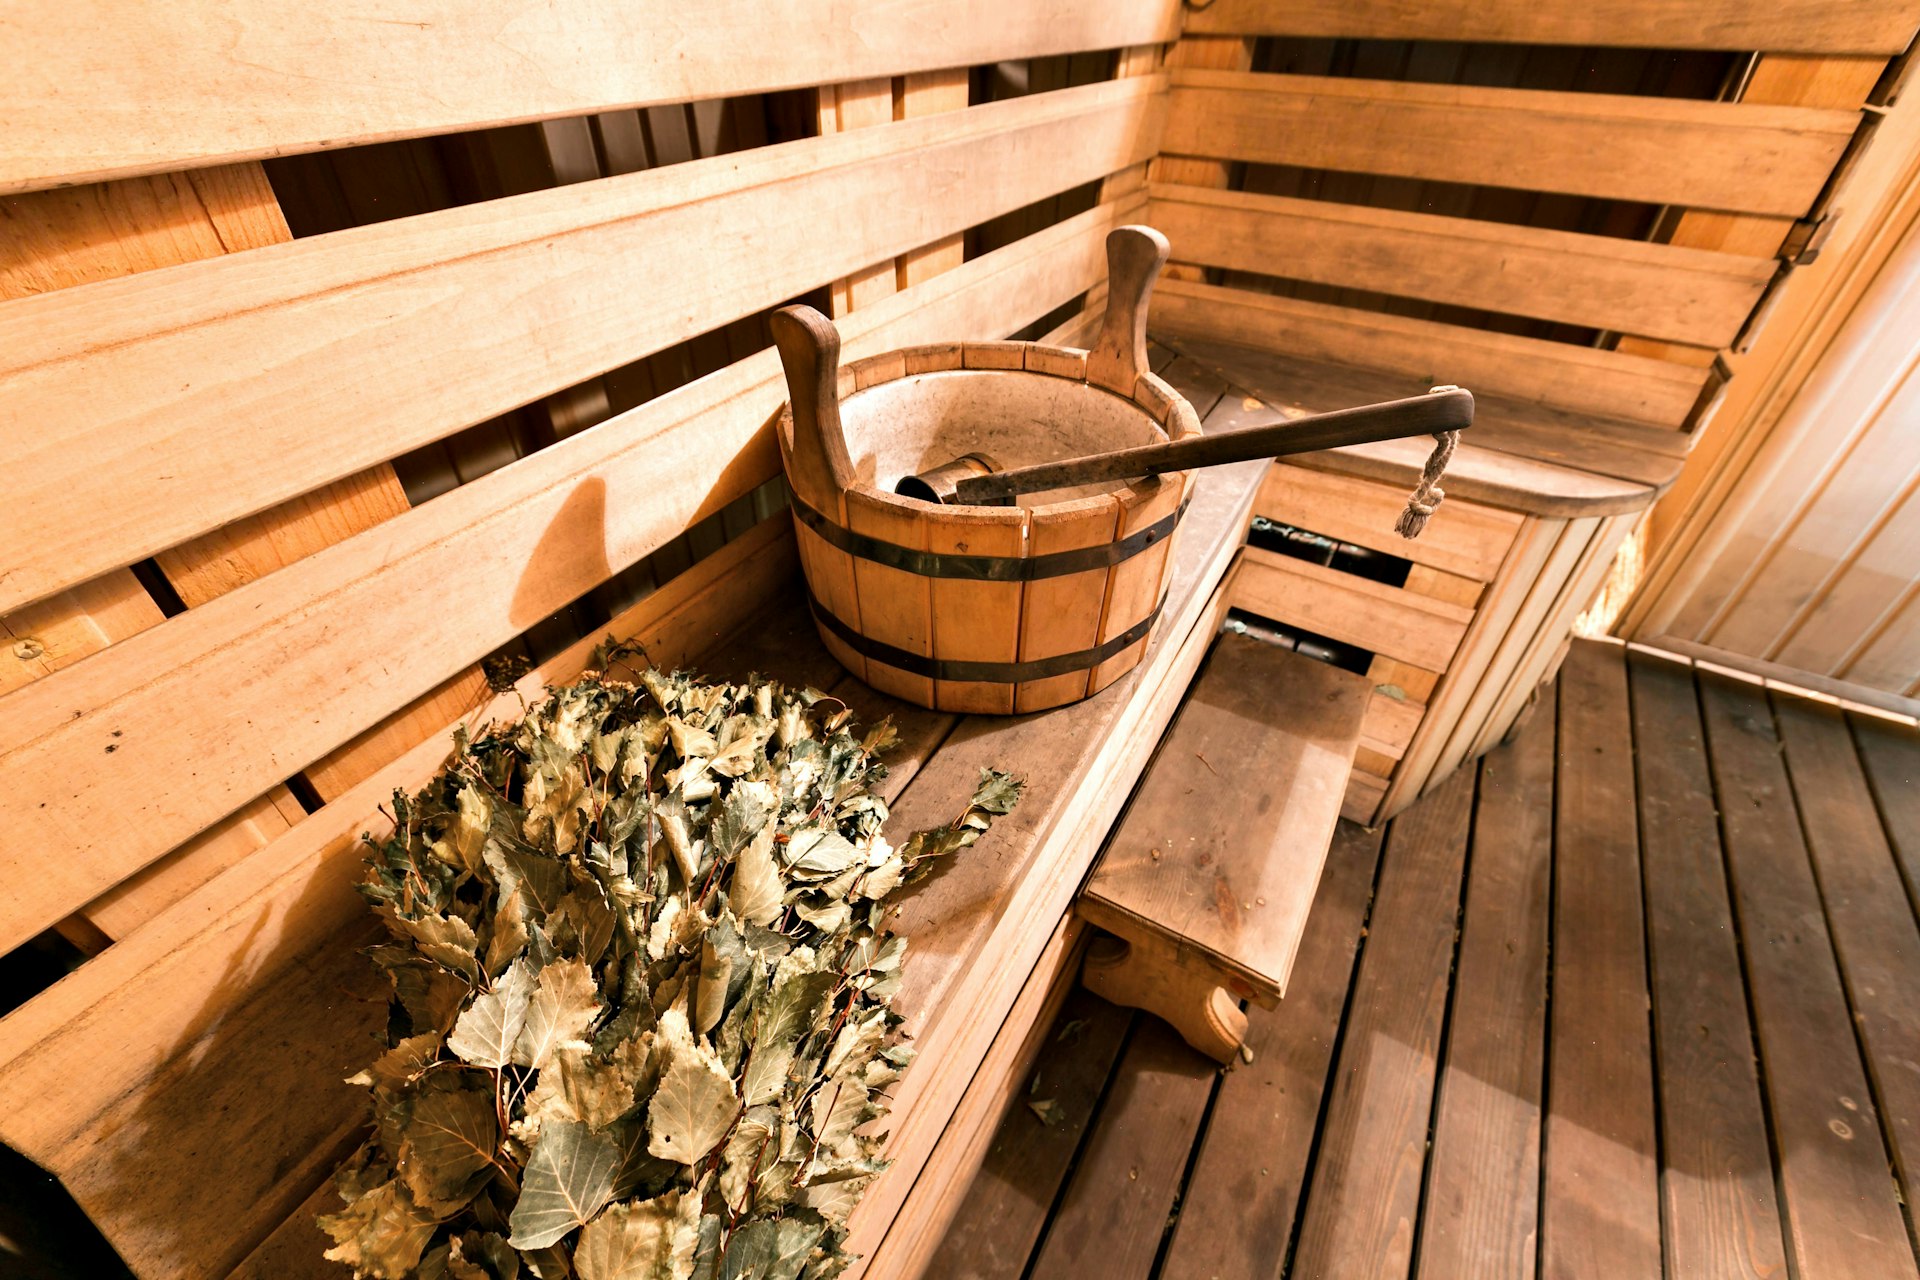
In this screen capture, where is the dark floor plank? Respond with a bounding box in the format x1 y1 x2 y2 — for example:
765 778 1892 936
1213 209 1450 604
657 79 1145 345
1775 693 1920 1248
1541 641 1661 1280
1628 649 1787 1280
1027 1019 1218 1278
1700 671 1919 1280
1416 690 1555 1280
1291 765 1476 1280
1850 711 1920 914
1158 821 1389 1280
921 989 1134 1280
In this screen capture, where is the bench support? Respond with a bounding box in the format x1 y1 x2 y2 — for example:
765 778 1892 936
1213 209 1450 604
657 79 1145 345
1081 926 1254 1064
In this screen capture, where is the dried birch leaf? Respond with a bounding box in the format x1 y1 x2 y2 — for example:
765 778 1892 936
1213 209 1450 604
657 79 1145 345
514 957 602 1070
508 1121 619 1250
448 960 537 1069
647 1009 740 1165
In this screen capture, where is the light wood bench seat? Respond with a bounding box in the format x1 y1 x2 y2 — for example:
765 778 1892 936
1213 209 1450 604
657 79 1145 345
1079 632 1368 1062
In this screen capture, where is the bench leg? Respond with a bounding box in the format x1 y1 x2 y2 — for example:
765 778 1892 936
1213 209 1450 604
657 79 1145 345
1081 929 1247 1064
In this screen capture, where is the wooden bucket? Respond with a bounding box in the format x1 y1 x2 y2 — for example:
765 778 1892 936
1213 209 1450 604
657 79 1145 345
773 226 1198 714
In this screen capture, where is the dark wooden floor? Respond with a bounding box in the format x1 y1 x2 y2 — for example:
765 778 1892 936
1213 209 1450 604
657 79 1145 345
925 639 1920 1280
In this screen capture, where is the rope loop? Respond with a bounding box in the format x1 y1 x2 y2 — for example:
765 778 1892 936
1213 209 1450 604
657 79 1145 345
1395 427 1460 539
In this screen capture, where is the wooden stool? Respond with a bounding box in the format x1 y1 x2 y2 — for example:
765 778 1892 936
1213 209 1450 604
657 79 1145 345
1079 630 1367 1062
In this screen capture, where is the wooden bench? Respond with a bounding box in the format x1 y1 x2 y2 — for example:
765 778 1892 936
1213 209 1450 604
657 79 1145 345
1080 633 1367 1062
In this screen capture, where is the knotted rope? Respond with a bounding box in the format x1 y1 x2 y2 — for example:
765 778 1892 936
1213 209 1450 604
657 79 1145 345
1395 386 1463 539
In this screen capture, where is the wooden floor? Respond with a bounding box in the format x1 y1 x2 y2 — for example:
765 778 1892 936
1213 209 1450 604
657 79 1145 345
924 638 1920 1280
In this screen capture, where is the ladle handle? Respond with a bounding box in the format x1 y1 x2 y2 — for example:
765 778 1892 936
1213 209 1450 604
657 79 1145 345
770 304 856 511
1085 225 1171 396
951 386 1475 506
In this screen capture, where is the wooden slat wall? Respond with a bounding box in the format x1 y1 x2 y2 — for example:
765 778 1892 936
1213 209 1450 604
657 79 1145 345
0 1 1182 193
1183 0 1920 55
0 195 1144 957
0 75 1164 615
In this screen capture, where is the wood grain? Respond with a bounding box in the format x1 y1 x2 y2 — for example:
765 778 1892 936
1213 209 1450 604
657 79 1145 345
1256 464 1521 582
1153 279 1708 433
1774 694 1920 1226
1157 822 1387 1280
0 76 1164 612
918 990 1134 1280
1627 648 1788 1280
1150 183 1772 347
1164 69 1857 217
1235 547 1475 672
1082 633 1367 999
1416 693 1554 1280
1290 765 1474 1279
0 0 1183 193
1541 641 1660 1280
1699 669 1919 1280
1025 1018 1217 1277
1183 0 1920 53
0 198 1142 956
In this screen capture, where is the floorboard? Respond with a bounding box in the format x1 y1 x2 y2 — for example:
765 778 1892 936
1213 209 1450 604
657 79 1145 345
1542 642 1661 1280
1416 690 1554 1280
930 642 1920 1280
1628 648 1786 1280
1290 765 1475 1280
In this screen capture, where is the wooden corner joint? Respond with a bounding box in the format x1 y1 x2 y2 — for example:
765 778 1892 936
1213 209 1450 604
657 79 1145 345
1078 921 1268 1065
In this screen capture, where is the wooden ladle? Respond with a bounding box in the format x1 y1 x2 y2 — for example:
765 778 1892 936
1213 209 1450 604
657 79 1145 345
897 386 1475 505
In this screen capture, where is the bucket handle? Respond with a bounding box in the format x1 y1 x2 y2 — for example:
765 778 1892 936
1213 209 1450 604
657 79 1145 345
770 304 856 512
1085 225 1171 397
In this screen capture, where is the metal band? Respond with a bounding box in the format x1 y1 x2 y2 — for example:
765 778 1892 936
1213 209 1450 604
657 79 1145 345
790 494 1185 582
808 593 1166 684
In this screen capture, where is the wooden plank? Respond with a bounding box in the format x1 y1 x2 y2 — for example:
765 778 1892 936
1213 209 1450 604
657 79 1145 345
1149 34 1256 278
1151 183 1773 347
1376 517 1559 822
1157 821 1387 1280
1025 1018 1217 1276
1290 765 1474 1278
1773 693 1920 1223
1258 463 1522 582
1343 767 1389 826
917 989 1134 1280
1851 712 1920 909
1153 279 1707 433
1082 634 1368 998
0 1 1183 193
1184 0 1920 54
0 570 163 697
1415 693 1554 1280
0 516 800 1280
1429 515 1611 781
1626 648 1789 1280
0 75 1165 612
1698 669 1920 1280
1541 641 1660 1280
1164 70 1857 217
1235 546 1475 672
897 69 975 289
822 79 904 314
871 918 1095 1279
0 198 1143 956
